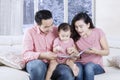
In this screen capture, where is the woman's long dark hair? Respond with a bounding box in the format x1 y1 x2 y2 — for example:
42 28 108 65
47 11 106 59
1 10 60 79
71 12 95 42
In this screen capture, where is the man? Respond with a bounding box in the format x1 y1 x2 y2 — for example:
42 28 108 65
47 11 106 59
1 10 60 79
23 10 74 80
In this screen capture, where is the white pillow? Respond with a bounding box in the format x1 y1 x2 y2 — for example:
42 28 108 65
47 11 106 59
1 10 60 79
107 55 120 68
0 53 25 69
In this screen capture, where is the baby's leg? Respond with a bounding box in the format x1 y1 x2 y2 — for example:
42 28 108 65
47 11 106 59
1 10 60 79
66 59 79 76
45 60 58 80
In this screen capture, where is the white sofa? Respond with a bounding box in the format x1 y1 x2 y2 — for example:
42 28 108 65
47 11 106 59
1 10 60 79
0 36 29 80
0 35 120 80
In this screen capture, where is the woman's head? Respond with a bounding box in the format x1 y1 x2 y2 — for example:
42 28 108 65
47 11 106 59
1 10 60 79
71 12 95 41
58 23 71 41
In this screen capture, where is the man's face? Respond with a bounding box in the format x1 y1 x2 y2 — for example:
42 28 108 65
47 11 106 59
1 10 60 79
39 18 54 34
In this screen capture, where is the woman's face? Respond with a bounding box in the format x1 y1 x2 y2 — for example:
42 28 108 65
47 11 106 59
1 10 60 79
75 19 90 37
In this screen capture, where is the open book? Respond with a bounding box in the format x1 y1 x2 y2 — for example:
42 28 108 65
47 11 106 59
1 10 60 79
57 48 91 58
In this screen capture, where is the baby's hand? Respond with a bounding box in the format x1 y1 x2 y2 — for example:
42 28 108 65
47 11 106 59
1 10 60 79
67 47 78 55
53 46 63 53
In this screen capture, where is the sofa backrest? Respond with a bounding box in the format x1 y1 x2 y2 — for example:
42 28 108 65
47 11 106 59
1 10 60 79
0 36 120 67
0 36 23 55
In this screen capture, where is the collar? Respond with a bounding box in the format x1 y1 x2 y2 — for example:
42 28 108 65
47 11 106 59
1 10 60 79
36 25 40 34
36 25 54 34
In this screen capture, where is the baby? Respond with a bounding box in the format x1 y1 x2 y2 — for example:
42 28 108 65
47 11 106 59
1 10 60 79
45 23 79 80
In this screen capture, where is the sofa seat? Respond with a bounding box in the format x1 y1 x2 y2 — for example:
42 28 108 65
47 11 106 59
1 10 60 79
95 67 120 80
0 66 29 80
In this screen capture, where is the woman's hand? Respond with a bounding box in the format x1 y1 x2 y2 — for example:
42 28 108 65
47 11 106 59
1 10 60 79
86 48 99 54
86 47 109 56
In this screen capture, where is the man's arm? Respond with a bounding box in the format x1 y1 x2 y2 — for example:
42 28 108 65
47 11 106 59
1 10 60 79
23 30 41 63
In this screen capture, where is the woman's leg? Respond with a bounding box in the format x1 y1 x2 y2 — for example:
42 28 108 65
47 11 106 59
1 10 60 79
75 62 83 80
45 60 58 80
51 64 74 80
26 60 47 80
84 62 105 80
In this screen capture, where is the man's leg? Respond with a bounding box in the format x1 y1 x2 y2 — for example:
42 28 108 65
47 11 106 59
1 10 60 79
51 64 74 80
84 62 105 80
26 60 47 80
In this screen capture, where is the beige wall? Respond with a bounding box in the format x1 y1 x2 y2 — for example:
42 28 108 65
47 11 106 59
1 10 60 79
96 0 120 38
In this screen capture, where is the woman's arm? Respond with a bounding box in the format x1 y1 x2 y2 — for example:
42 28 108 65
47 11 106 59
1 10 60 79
87 36 109 56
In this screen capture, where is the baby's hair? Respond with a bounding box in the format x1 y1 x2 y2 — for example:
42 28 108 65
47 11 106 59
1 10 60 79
58 23 71 32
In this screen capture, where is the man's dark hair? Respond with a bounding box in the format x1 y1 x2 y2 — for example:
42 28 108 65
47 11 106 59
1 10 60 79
35 10 52 25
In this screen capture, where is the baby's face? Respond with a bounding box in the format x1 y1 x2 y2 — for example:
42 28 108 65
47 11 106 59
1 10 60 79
59 30 71 41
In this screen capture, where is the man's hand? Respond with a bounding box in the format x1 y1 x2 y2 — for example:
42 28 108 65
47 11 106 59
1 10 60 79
39 51 57 60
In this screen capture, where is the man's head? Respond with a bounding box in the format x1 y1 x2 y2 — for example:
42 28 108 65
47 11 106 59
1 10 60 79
35 10 54 34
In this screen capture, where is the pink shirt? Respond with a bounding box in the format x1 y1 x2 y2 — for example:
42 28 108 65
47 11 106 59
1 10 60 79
53 38 75 63
23 25 58 63
76 28 105 67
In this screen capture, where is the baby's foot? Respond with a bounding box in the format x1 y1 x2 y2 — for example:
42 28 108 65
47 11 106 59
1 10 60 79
72 64 79 76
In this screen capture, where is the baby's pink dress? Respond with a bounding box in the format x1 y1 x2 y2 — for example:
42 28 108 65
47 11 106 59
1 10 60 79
53 37 75 63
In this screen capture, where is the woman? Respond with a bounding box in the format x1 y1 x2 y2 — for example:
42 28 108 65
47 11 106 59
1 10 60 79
70 12 109 80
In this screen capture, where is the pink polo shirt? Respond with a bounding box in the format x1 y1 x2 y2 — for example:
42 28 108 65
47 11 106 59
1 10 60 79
23 25 58 63
76 28 105 67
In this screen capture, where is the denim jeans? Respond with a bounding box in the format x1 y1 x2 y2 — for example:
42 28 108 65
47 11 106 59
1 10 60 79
26 60 47 80
51 64 74 80
75 62 83 80
75 62 105 80
26 60 74 80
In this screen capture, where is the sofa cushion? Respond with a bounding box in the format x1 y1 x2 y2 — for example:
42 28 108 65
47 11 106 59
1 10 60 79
11 36 23 45
103 48 120 67
107 55 120 68
0 35 23 46
0 46 12 54
95 67 120 80
0 66 29 80
0 53 25 69
11 45 23 54
0 36 12 46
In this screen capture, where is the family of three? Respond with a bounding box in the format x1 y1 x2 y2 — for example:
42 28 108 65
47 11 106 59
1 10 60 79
23 10 109 80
